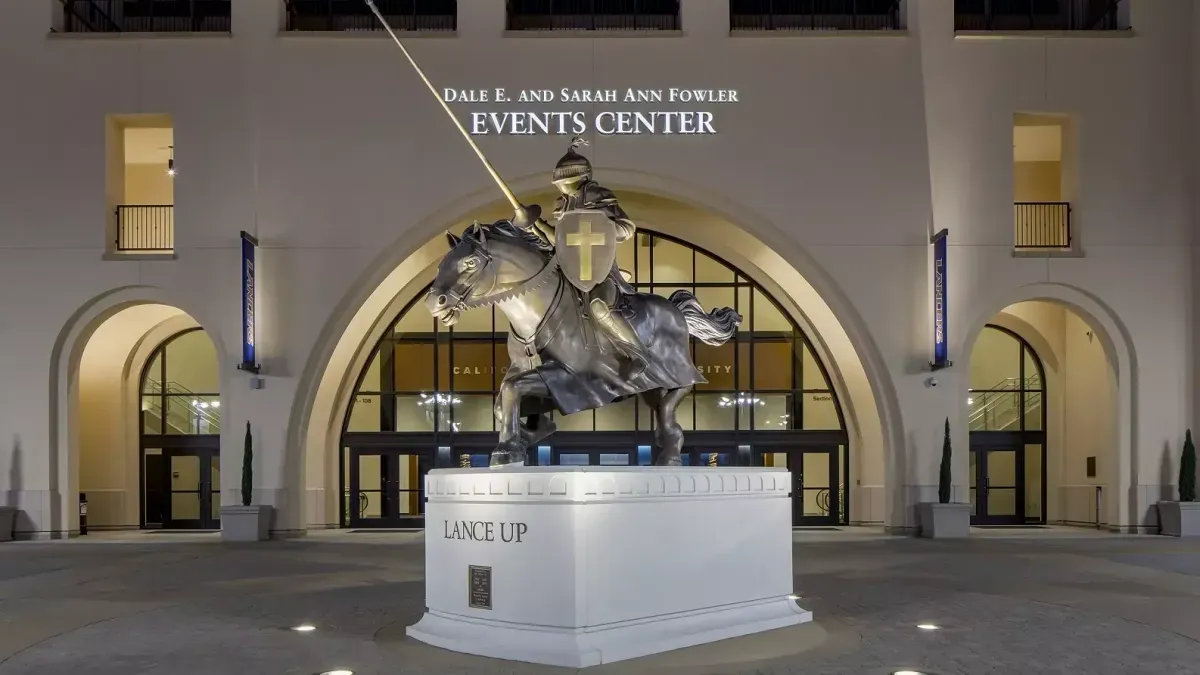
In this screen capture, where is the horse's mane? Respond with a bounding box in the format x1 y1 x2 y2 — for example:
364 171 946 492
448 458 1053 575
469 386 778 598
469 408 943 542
462 219 554 254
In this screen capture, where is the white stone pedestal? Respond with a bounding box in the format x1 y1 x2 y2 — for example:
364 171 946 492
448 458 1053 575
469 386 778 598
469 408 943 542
407 466 811 667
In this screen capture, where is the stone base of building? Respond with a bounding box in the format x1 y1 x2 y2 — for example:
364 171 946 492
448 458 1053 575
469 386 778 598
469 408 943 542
407 466 811 667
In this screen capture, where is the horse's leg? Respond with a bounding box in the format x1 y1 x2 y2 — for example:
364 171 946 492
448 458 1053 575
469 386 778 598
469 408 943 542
494 369 551 467
638 388 665 459
653 386 692 466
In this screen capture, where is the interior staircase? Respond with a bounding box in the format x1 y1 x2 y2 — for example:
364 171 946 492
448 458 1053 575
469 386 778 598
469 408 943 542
968 376 1041 431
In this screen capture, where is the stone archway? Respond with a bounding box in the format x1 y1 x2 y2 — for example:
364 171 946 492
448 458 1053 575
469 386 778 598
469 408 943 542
290 171 903 531
46 286 229 538
960 283 1138 531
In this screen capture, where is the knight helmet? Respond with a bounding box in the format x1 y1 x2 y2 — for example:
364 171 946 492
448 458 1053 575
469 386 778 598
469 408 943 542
552 135 592 185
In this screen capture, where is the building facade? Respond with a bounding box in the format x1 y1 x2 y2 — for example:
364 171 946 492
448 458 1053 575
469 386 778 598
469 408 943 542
0 0 1194 538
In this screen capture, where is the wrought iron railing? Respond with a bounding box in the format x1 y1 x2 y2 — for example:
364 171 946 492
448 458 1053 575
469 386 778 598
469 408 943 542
285 0 457 32
954 0 1125 31
116 205 174 252
59 0 232 33
506 0 681 31
1014 202 1071 249
730 0 904 31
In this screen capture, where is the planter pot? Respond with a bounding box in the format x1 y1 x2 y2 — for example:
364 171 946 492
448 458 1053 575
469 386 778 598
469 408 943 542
1157 501 1200 537
917 502 971 539
0 507 17 542
220 505 273 542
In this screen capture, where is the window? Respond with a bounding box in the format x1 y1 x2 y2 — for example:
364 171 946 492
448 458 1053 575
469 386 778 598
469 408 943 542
141 329 221 436
58 0 232 33
968 326 1044 433
730 0 904 32
954 0 1128 32
1013 113 1073 250
506 0 681 31
107 115 175 255
284 0 457 32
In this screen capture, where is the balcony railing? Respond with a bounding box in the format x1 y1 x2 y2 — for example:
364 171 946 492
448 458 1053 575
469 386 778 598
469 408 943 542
730 0 904 31
507 0 681 31
1015 202 1071 249
59 0 232 33
955 0 1125 32
285 0 457 32
116 206 174 252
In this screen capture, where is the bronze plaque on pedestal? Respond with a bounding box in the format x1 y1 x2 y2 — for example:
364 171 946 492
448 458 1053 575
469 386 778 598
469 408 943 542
468 565 492 610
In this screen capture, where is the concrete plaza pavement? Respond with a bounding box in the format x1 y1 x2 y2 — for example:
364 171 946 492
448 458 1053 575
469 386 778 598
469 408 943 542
0 528 1197 674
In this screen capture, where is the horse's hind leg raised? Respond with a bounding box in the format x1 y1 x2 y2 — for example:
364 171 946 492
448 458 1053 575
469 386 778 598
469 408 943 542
493 369 551 467
653 386 692 466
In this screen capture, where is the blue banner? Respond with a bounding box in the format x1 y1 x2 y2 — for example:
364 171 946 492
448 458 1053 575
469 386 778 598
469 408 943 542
931 229 949 369
240 231 258 370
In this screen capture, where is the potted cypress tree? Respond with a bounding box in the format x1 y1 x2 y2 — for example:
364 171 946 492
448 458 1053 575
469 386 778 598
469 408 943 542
1158 430 1200 536
917 418 971 538
220 421 273 541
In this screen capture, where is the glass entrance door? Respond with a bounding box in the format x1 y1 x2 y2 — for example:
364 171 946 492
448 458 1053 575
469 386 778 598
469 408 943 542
791 449 840 526
162 448 219 530
348 449 433 528
970 443 1022 525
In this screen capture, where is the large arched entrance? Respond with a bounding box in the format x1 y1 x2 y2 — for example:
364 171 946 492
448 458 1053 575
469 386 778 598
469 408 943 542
963 291 1133 531
49 288 227 538
968 324 1047 525
294 178 899 533
339 230 850 528
137 328 222 530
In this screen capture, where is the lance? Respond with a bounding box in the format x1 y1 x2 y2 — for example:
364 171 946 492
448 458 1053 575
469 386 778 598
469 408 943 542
363 0 521 211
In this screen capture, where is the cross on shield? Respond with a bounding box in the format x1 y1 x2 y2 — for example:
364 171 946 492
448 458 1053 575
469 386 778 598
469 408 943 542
556 209 619 293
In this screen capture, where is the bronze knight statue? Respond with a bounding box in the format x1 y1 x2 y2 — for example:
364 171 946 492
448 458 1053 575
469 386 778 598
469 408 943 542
426 137 742 467
512 136 650 376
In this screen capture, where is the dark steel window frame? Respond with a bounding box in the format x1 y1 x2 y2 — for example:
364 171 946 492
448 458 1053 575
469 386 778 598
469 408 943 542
505 0 683 31
59 0 232 33
953 0 1128 32
138 327 221 529
729 0 905 32
284 0 458 32
339 229 850 527
967 324 1049 525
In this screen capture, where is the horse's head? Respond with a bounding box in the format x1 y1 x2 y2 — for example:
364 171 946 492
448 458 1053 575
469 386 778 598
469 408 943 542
425 220 546 327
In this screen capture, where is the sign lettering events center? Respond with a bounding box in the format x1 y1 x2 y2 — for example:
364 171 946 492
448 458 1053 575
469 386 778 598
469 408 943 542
444 87 740 136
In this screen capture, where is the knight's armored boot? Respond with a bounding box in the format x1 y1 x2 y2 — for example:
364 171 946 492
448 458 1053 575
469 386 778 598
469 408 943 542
589 297 650 379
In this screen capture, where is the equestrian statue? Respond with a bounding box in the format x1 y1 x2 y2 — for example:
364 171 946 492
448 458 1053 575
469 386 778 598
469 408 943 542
425 137 742 467
356 0 741 466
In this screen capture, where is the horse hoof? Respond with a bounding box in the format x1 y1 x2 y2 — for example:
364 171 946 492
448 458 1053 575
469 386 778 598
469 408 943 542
490 446 528 467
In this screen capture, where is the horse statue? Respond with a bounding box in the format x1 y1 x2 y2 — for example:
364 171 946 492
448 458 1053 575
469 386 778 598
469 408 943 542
425 219 741 467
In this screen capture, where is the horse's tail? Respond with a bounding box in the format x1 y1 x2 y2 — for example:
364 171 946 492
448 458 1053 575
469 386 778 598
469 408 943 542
668 290 742 346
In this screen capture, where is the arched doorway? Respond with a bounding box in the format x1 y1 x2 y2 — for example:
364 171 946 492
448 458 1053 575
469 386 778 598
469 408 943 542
339 230 850 528
968 324 1047 525
138 328 222 530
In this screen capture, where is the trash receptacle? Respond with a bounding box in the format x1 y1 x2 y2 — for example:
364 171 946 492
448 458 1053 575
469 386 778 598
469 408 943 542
79 492 88 535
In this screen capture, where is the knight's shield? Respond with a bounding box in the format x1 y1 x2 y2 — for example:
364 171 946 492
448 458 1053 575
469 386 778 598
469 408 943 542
555 209 619 292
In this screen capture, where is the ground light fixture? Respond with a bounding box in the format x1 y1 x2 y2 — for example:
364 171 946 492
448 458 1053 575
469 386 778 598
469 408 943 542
917 623 940 630
291 624 317 632
892 671 926 675
319 671 353 675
